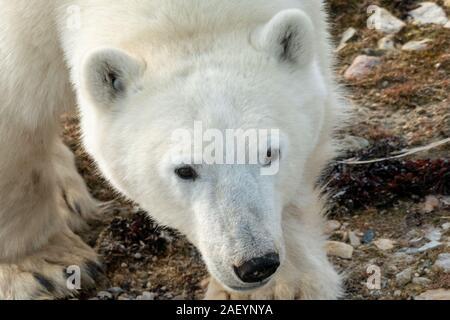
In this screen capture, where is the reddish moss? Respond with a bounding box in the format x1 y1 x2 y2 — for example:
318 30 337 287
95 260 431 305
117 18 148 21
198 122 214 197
324 138 450 214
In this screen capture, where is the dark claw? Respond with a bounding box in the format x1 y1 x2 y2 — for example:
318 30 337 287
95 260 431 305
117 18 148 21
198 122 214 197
74 202 83 216
84 260 104 281
62 190 74 212
62 190 82 216
33 273 56 294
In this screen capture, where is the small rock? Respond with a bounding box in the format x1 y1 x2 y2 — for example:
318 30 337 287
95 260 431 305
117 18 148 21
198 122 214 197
136 291 156 300
393 290 402 297
378 35 396 50
374 239 395 251
97 291 113 300
422 195 440 213
412 277 432 287
368 6 406 34
408 2 449 26
391 252 415 265
425 227 442 242
325 220 342 235
396 267 414 286
402 39 432 51
337 27 357 51
120 263 128 268
341 27 357 43
442 223 450 231
362 230 376 244
404 240 443 254
433 253 450 273
344 55 381 80
326 241 354 259
349 231 361 248
108 287 125 298
143 292 157 300
415 289 450 300
134 253 143 260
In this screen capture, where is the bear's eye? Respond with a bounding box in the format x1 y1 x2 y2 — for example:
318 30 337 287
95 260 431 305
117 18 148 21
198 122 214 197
264 149 273 167
263 148 280 167
175 166 198 181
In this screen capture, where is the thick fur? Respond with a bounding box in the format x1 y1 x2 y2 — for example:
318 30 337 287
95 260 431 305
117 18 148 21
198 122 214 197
0 0 345 299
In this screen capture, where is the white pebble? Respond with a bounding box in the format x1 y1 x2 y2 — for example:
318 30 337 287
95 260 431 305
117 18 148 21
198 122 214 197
374 239 395 251
326 241 354 259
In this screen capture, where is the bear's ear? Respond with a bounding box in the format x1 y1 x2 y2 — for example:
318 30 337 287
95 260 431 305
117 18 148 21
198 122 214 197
254 9 315 65
81 48 145 106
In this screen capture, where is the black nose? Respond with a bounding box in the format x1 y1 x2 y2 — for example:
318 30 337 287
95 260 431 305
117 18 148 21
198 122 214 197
234 253 280 283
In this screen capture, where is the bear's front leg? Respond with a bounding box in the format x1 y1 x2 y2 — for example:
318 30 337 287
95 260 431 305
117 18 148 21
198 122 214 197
205 204 342 300
0 3 106 298
0 135 102 299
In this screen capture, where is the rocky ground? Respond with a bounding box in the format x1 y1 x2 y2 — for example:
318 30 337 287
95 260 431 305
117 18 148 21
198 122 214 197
62 1 450 300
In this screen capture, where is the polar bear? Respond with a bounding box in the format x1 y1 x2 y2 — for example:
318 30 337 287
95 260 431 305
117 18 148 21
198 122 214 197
0 0 345 299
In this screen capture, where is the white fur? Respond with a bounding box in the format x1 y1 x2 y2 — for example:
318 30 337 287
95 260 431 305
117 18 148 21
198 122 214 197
0 0 345 299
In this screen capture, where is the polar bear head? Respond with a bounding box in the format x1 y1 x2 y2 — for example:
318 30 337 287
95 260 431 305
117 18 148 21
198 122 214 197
79 9 330 292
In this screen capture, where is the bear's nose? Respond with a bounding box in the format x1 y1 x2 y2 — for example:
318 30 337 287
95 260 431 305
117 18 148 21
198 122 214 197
234 253 280 283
